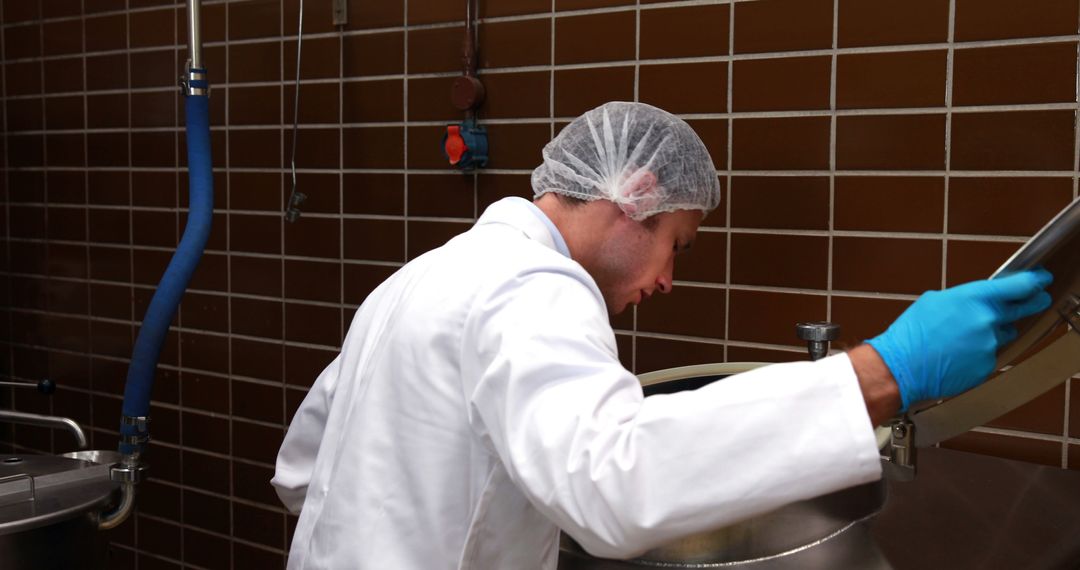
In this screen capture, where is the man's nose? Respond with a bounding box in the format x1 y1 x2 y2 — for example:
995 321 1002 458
656 260 674 293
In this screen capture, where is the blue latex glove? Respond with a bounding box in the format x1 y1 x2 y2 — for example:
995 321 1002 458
867 269 1053 411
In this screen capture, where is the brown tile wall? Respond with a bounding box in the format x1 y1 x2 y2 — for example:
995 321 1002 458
1 0 1079 567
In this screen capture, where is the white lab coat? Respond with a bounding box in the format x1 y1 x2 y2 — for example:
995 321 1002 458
273 197 882 569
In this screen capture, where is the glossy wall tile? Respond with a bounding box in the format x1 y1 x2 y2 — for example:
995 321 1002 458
2 1 1079 567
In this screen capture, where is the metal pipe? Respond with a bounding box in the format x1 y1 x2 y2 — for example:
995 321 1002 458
0 410 87 449
97 482 135 530
187 0 202 69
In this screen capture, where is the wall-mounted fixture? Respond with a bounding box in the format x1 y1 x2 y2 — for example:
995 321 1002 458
442 0 488 172
332 0 347 26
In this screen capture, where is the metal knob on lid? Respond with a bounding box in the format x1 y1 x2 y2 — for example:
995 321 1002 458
796 321 840 361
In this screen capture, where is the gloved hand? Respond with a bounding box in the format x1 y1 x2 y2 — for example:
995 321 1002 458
867 268 1053 411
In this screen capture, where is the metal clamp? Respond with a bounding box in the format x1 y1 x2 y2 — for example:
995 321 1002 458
120 433 151 446
179 61 209 97
121 415 151 431
881 418 916 482
110 462 149 485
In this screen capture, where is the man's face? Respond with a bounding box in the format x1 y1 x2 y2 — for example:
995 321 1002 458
588 209 704 315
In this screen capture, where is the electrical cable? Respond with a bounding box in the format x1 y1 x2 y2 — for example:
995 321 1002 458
285 0 306 222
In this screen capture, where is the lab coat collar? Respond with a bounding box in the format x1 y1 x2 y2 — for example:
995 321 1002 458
476 197 572 258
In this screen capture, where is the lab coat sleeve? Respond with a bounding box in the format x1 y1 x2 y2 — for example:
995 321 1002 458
462 267 882 559
272 354 342 514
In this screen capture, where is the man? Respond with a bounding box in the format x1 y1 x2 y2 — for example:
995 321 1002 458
273 102 1051 569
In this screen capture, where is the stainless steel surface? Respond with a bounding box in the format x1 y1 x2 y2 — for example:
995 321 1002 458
992 194 1080 368
187 0 202 69
795 322 840 342
870 447 1080 569
637 363 770 388
559 522 892 569
96 481 134 531
0 409 88 449
61 450 121 465
0 455 117 533
109 459 148 484
0 378 55 394
0 473 35 503
0 453 120 568
910 328 1080 448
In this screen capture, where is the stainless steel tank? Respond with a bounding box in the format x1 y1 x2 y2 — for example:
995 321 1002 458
0 451 121 570
558 363 891 569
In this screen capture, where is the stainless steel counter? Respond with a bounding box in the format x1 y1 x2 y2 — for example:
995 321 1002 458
559 447 1080 569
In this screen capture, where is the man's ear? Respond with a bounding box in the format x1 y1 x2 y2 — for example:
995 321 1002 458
618 170 661 218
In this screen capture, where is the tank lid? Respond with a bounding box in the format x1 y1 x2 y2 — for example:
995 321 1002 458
0 454 118 533
910 195 1080 447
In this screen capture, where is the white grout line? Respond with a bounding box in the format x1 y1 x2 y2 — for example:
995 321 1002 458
969 425 1074 444
228 0 247 564
1065 378 1073 469
723 0 734 363
172 3 188 557
0 0 14 432
79 0 96 466
11 164 1080 177
631 0 640 372
338 0 347 385
16 89 1080 119
548 0 555 138
37 0 57 454
1066 8 1080 470
123 1 139 563
827 0 837 324
9 22 1079 65
402 0 410 264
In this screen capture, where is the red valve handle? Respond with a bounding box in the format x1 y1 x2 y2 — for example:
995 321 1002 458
445 125 468 166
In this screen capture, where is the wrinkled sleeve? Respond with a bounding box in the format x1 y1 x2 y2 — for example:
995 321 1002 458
272 355 341 514
461 267 882 559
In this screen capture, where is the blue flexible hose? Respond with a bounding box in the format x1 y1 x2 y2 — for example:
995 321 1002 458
119 80 213 454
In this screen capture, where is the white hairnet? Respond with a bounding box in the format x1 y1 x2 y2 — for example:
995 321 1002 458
532 101 721 221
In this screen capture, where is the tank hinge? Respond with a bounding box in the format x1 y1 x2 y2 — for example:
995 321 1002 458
881 418 916 482
1064 294 1080 333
